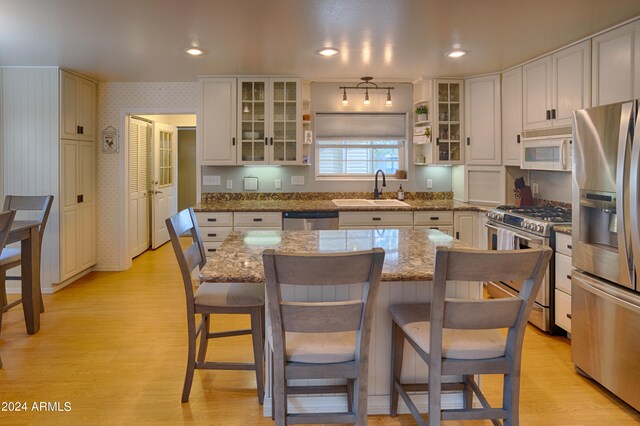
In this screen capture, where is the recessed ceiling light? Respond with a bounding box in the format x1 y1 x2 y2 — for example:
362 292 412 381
316 47 339 57
446 50 467 58
184 47 204 56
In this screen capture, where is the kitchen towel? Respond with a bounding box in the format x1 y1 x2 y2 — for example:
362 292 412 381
497 228 517 250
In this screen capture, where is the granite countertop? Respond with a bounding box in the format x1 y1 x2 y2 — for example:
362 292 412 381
554 225 572 236
193 198 496 213
200 228 469 283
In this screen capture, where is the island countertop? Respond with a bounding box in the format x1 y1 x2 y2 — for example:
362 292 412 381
200 228 470 283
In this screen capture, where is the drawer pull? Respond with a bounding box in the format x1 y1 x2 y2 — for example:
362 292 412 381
566 275 571 280
253 218 263 222
566 313 572 319
208 233 217 237
430 227 438 229
372 217 382 221
207 218 217 222
430 217 439 220
567 244 572 249
207 248 217 253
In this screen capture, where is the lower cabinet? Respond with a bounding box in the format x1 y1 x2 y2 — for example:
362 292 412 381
339 211 413 229
195 212 233 258
413 211 454 236
60 140 96 280
454 211 478 247
233 212 282 232
555 232 574 333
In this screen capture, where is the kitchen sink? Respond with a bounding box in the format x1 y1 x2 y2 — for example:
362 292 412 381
331 199 410 207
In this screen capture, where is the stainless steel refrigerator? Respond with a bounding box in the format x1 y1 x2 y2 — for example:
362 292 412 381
572 100 640 411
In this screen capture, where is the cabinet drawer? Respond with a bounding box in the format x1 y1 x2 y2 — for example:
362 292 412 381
195 212 233 227
555 232 572 256
234 212 282 228
414 225 454 236
555 289 571 333
339 211 414 227
203 241 222 258
413 211 453 226
200 226 233 242
234 226 283 233
555 252 573 294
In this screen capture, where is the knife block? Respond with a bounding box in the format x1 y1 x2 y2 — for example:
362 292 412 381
515 186 534 207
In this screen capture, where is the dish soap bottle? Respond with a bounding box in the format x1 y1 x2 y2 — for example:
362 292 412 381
397 185 405 201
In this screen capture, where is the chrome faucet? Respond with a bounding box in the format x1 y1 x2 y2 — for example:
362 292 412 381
373 169 386 199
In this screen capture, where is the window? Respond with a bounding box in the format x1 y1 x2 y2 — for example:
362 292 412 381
315 113 406 178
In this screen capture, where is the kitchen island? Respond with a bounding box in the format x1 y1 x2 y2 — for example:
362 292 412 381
201 228 483 416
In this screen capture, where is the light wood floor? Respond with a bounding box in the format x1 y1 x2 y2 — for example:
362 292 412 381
1 243 639 425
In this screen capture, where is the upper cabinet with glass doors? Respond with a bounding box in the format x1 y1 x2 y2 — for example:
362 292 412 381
433 80 464 164
238 78 302 165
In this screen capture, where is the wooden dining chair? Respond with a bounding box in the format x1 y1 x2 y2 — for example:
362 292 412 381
0 210 17 368
166 208 265 404
263 247 385 426
389 246 552 426
0 195 53 327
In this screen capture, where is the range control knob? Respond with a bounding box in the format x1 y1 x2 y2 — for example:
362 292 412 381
536 224 543 233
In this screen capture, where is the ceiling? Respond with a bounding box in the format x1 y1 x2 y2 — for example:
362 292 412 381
1 0 639 83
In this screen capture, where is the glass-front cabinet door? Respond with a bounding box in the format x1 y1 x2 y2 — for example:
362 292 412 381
239 78 267 163
434 80 463 164
238 78 301 165
270 79 301 164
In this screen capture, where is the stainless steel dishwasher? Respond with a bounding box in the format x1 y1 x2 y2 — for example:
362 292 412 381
282 211 339 230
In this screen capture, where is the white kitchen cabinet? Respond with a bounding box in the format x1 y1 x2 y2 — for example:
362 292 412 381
238 78 302 165
233 211 282 232
433 79 464 165
464 74 501 165
452 165 506 205
413 211 453 235
339 211 413 229
592 19 640 106
501 67 523 166
523 41 590 130
60 70 96 141
195 212 234 258
199 77 237 165
60 140 96 280
555 232 574 333
454 211 478 247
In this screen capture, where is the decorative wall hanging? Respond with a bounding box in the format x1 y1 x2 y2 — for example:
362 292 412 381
102 126 119 153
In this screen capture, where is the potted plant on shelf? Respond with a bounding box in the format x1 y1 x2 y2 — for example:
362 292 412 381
415 105 428 122
423 126 432 143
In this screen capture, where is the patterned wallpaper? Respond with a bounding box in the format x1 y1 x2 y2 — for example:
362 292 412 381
96 82 198 270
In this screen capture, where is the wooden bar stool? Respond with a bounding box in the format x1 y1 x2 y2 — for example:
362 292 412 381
0 210 17 368
166 208 265 404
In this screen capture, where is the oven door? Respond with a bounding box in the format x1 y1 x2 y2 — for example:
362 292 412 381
484 222 550 330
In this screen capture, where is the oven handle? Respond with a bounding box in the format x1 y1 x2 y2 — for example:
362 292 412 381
484 223 543 244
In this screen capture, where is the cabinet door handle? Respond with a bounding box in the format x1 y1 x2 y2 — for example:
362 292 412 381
566 313 572 319
546 110 551 120
517 134 521 144
208 233 217 237
265 137 268 145
430 227 438 229
253 218 263 222
77 194 83 203
77 125 81 134
372 217 382 221
270 137 273 146
436 137 440 145
566 275 572 280
456 231 460 239
551 108 557 119
207 248 217 253
567 244 572 249
207 218 217 222
232 137 236 146
466 137 470 146
430 217 439 220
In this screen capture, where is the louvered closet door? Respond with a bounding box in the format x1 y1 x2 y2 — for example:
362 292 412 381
129 118 151 258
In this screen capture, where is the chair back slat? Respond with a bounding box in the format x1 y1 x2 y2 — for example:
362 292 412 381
443 298 523 330
281 301 363 333
0 210 17 251
272 251 380 286
3 195 53 242
443 248 547 283
166 209 206 296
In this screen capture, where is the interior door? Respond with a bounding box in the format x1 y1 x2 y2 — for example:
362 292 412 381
151 122 178 249
129 117 151 257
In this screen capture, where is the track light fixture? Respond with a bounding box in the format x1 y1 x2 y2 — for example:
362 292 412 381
339 77 394 106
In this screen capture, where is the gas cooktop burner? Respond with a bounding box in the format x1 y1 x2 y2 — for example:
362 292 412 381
487 205 572 237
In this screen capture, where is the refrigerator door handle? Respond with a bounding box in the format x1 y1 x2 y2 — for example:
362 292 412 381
629 100 640 286
616 102 635 285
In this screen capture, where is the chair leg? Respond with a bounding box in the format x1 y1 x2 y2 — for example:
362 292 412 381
197 314 210 363
389 321 405 416
463 374 474 409
427 365 442 426
0 273 5 333
355 374 368 426
273 359 287 426
39 291 44 313
250 307 265 405
181 314 198 403
347 378 354 412
503 371 520 426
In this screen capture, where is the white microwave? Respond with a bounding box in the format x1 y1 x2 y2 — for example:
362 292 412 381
521 137 572 171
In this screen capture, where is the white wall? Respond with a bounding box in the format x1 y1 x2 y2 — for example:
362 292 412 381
96 82 198 271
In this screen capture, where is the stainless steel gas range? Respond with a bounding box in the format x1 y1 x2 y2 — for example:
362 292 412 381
485 205 572 333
